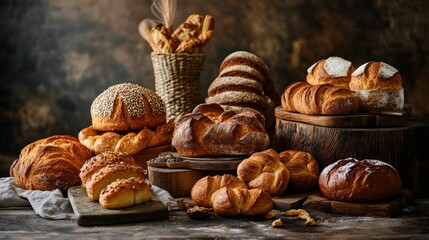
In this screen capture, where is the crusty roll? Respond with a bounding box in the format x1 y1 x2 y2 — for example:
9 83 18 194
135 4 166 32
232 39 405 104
237 149 290 196
349 61 404 112
211 187 273 217
172 103 269 157
85 164 145 201
10 135 92 193
318 158 402 203
279 150 319 192
306 56 355 89
281 81 359 115
79 151 136 188
191 174 248 208
90 83 166 131
78 119 174 155
99 177 152 209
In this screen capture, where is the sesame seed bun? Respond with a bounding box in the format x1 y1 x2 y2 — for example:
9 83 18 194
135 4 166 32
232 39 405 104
90 83 166 131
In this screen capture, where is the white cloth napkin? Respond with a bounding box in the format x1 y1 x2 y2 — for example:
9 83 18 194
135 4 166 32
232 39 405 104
0 177 180 219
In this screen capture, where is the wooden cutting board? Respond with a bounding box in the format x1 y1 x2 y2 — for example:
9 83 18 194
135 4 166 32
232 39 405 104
68 186 169 226
272 191 318 211
148 155 245 171
302 189 414 217
275 106 408 127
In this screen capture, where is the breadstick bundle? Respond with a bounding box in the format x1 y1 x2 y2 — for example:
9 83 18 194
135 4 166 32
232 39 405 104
138 0 215 121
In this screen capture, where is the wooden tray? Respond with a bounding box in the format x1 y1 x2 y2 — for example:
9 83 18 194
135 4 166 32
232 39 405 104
147 154 245 171
275 106 408 127
302 189 414 217
68 186 169 226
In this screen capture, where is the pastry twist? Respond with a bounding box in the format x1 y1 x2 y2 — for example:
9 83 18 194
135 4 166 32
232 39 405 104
237 149 290 196
78 120 174 155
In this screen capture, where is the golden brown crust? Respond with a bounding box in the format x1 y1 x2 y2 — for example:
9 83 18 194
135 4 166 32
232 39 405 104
99 177 152 209
79 151 136 188
90 83 166 131
349 61 403 91
318 158 402 203
191 174 248 208
172 103 270 157
10 135 92 193
279 150 319 192
211 187 273 217
281 82 359 115
78 119 174 155
86 164 145 201
306 57 355 89
237 149 290 196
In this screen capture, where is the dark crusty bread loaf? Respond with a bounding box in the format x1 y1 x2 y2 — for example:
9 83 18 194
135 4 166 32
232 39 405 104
10 135 92 193
281 81 359 115
172 103 269 157
318 158 402 203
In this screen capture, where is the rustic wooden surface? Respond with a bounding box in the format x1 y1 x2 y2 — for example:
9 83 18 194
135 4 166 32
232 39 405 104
274 118 429 197
68 186 168 226
274 106 408 127
302 189 414 218
1 198 428 239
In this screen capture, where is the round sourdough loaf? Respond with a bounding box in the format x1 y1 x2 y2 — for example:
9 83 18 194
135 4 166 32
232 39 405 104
306 56 355 89
349 61 404 112
318 158 402 203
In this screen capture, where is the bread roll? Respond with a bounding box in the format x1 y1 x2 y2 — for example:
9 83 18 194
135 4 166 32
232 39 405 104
279 150 319 192
237 149 290 196
85 164 145 201
90 83 166 131
10 135 92 193
281 81 359 115
99 177 152 209
79 151 136 188
191 174 248 208
306 56 355 88
318 158 402 203
349 61 404 112
172 103 269 157
211 187 273 217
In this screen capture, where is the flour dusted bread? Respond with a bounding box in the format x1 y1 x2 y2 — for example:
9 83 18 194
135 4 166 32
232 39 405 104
99 177 152 209
306 56 355 88
10 135 92 193
90 83 166 131
318 158 402 203
85 164 145 201
281 81 359 115
349 61 404 112
191 174 247 208
237 149 290 196
279 150 319 192
211 187 273 217
172 103 269 157
79 151 136 188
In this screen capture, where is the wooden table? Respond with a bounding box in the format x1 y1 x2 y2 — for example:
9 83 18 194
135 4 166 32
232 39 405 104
1 199 428 239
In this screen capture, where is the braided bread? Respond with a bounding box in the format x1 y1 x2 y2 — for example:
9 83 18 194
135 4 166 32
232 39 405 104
279 150 319 192
237 149 290 196
78 119 174 155
10 135 92 193
172 103 269 157
211 187 273 217
281 81 359 115
191 174 247 208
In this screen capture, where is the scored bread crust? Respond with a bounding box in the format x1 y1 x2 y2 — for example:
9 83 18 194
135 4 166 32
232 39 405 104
306 57 355 89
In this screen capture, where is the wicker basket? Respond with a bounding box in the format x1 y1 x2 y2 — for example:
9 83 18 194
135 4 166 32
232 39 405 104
151 52 205 121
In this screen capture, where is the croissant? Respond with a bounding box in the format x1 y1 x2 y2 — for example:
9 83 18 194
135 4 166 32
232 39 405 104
211 187 273 217
281 81 359 115
191 174 248 208
172 103 269 157
237 149 290 196
10 135 92 193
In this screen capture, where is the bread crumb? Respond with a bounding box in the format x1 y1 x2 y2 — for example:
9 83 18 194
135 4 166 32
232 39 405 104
271 218 283 228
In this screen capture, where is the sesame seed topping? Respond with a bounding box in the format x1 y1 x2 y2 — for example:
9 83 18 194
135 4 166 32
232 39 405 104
91 83 165 118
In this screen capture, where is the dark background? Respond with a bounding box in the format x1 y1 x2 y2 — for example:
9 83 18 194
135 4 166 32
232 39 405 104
1 0 428 176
